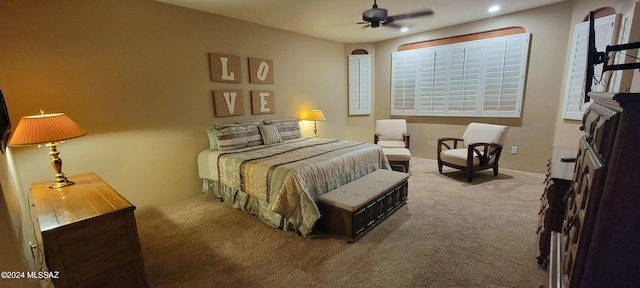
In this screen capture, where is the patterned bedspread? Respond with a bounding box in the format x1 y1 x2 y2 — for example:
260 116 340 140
197 137 390 235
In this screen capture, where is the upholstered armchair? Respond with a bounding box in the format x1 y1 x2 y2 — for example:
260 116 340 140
437 122 509 182
374 119 411 172
374 119 410 149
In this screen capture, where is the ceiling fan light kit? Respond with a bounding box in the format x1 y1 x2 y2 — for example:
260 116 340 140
360 0 433 29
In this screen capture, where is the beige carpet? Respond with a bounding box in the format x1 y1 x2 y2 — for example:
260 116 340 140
136 157 547 287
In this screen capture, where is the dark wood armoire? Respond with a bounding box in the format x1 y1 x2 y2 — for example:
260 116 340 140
547 92 640 288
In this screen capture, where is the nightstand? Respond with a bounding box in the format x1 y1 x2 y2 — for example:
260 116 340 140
31 172 147 288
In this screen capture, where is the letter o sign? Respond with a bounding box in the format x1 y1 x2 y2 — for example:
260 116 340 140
249 58 274 84
257 62 269 81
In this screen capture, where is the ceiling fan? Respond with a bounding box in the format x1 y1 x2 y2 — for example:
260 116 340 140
359 0 434 28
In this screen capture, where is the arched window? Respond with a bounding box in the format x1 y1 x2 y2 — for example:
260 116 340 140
349 49 371 115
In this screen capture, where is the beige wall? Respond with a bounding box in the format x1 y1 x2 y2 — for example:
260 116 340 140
369 2 574 173
0 0 347 213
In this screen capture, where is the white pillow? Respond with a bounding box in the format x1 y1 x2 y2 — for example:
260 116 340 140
205 126 218 149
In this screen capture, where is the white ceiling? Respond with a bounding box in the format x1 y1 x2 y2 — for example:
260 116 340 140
155 0 566 43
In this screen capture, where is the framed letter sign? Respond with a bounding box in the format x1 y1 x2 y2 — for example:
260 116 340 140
250 90 275 115
213 90 244 117
210 53 241 83
248 58 274 84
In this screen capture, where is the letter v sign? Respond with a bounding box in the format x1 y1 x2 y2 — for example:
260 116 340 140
213 89 244 117
223 92 236 113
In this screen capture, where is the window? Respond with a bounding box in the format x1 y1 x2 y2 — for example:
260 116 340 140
391 33 530 117
561 14 618 120
348 54 371 115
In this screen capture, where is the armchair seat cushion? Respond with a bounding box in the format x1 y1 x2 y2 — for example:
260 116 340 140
377 140 407 148
439 148 481 167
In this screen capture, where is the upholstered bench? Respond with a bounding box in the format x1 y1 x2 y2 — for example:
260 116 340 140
317 169 410 242
381 147 411 172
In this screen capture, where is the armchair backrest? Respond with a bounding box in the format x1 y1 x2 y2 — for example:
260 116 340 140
375 119 407 141
462 122 509 146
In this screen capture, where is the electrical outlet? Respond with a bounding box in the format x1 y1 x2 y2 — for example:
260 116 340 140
511 146 518 154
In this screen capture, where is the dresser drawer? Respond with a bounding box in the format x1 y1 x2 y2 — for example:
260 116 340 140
561 144 606 288
581 104 619 162
536 178 570 267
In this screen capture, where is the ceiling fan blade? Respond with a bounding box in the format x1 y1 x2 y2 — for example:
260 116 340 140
388 9 434 21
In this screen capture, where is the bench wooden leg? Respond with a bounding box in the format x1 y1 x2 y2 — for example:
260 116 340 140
389 160 409 173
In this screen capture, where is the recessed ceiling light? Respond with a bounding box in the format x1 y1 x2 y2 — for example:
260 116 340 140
400 27 409 33
488 5 500 12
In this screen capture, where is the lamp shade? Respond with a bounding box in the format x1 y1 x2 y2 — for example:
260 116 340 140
304 109 326 121
9 113 87 146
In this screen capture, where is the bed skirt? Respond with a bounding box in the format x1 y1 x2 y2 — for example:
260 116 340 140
202 179 299 233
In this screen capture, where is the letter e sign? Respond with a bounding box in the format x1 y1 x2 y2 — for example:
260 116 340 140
251 91 275 115
249 58 274 84
210 53 241 83
213 89 244 117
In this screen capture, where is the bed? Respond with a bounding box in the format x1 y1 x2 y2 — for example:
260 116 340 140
197 119 390 236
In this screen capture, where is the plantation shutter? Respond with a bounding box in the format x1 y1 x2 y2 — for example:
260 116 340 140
561 14 618 120
391 32 530 117
391 50 418 114
417 47 448 114
483 34 529 116
348 54 371 115
447 43 482 114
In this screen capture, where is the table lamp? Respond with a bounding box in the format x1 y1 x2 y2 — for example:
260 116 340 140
9 111 87 188
303 109 326 138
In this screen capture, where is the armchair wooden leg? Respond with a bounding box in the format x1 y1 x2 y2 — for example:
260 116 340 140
493 165 499 176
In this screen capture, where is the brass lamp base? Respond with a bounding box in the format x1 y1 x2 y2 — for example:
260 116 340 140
49 176 75 189
313 121 318 138
47 142 75 189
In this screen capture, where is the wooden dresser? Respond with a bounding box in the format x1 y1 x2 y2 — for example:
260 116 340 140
536 147 575 268
548 92 640 287
32 172 147 288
